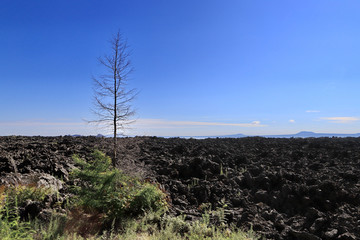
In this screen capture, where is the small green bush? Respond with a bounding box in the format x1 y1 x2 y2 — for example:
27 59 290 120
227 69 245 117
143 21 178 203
129 184 168 215
70 150 168 220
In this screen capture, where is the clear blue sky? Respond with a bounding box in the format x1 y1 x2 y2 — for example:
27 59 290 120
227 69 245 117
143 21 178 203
1 0 360 136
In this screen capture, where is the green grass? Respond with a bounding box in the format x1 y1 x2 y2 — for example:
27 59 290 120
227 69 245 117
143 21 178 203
1 210 261 240
0 202 35 240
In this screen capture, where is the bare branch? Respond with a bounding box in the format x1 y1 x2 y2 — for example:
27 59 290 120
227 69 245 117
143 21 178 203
90 30 137 165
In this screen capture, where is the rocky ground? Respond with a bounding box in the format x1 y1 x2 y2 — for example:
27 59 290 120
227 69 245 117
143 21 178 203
0 136 359 239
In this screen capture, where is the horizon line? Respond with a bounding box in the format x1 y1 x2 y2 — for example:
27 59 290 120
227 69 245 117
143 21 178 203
2 131 360 138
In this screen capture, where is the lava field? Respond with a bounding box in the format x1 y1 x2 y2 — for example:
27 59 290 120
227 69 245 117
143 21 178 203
1 136 359 239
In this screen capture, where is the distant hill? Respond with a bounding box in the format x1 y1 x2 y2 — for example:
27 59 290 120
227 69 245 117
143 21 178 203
200 131 360 139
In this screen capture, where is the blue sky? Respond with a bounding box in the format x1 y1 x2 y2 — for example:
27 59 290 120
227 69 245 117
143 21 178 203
1 0 360 136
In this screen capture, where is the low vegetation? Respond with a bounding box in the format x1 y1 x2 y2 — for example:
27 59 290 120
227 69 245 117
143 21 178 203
0 150 260 240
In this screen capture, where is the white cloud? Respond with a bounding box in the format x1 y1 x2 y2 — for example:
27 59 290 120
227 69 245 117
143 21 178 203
289 119 295 123
306 110 320 113
134 119 266 128
0 121 85 127
0 120 99 136
0 119 266 137
320 117 360 123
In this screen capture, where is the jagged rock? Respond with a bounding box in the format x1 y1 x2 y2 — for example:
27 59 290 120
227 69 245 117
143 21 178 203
338 232 356 240
21 200 43 220
37 173 63 192
289 228 322 240
324 229 338 239
0 173 63 193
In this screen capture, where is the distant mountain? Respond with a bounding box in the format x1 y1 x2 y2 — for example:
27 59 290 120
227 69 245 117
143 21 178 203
201 131 360 139
263 131 360 138
219 133 247 138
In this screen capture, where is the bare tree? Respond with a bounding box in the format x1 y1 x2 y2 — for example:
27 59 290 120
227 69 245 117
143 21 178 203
91 31 136 166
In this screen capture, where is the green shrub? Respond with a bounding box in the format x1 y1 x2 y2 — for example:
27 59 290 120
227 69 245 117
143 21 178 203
129 184 168 215
70 150 168 220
